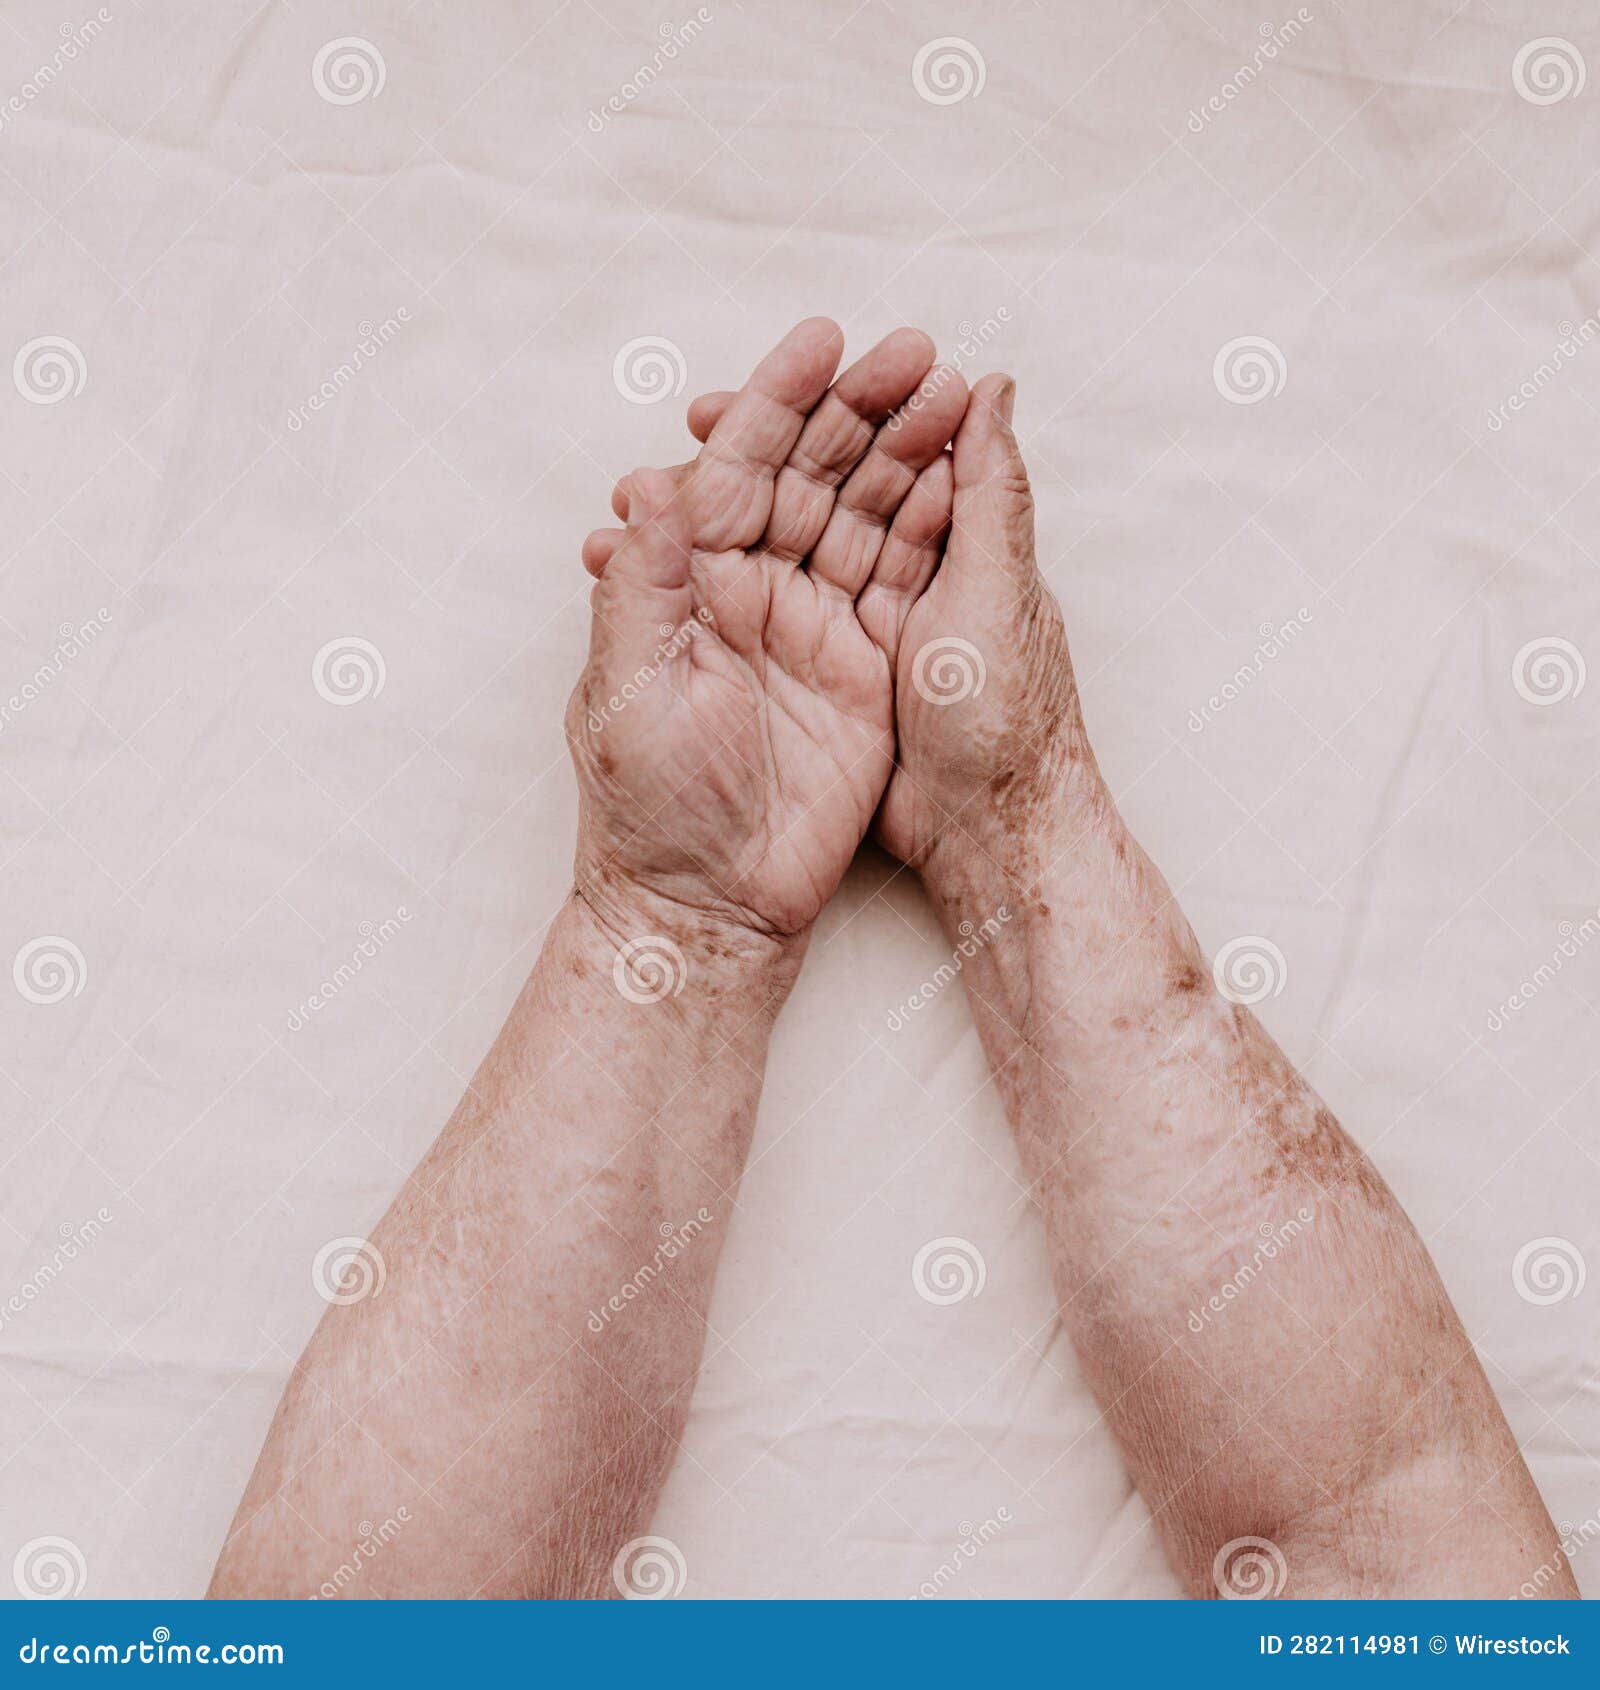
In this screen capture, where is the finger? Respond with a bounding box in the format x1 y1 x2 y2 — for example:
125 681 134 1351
690 316 845 551
948 372 1035 587
611 460 694 521
591 468 694 656
855 453 954 659
760 327 936 565
582 526 626 577
687 391 735 443
806 364 968 597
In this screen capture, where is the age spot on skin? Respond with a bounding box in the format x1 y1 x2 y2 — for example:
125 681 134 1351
1168 960 1207 996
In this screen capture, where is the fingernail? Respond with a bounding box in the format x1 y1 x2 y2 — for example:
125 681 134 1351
997 379 1016 426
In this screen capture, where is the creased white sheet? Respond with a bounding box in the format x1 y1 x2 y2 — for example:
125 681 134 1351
0 0 1595 1599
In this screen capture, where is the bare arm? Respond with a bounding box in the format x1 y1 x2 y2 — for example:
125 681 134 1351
209 890 797 1599
211 318 965 1598
877 374 1576 1600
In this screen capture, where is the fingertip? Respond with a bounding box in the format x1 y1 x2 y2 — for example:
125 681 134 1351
995 375 1016 425
953 373 1019 478
967 371 1011 415
626 465 676 523
687 390 734 442
882 325 937 368
582 527 625 577
792 314 844 354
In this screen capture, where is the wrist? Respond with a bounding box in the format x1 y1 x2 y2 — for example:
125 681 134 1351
917 755 1117 927
570 871 808 1012
917 782 1207 1046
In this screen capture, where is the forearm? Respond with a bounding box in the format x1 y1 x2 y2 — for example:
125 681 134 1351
922 789 1574 1599
210 889 800 1599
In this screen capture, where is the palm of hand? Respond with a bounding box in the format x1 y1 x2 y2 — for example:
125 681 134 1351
585 549 897 936
573 320 965 937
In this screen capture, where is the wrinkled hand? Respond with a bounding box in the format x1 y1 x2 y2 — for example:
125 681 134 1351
571 319 968 943
680 371 1099 896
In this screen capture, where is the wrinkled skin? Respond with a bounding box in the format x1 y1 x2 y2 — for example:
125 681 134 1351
572 318 968 937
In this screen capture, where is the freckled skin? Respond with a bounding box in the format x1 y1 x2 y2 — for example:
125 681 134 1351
215 337 1575 1603
882 374 1575 1601
209 321 968 1600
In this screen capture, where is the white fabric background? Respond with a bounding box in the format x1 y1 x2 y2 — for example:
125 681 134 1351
1 0 1596 1599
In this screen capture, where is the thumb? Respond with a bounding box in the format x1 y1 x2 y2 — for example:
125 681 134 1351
949 373 1036 586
